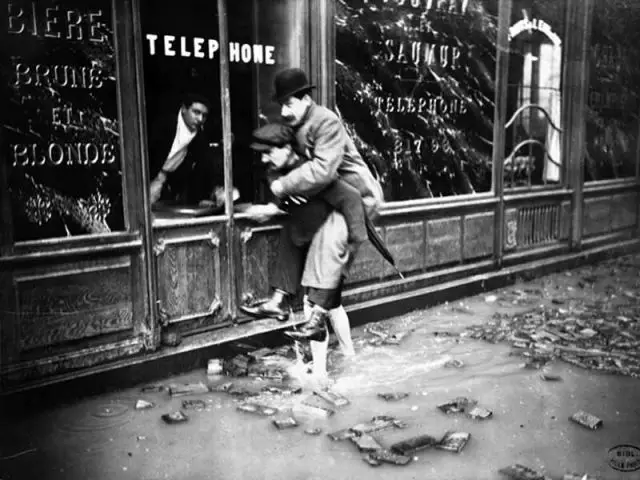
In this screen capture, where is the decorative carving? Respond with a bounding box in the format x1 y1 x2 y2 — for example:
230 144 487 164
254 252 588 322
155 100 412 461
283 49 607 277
208 298 222 316
157 300 170 327
240 228 254 244
153 239 166 256
208 231 220 248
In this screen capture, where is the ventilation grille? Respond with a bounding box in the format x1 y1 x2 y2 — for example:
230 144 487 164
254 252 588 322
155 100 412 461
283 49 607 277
517 204 560 247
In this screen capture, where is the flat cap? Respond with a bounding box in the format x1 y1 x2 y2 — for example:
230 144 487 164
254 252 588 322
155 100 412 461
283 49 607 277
250 124 295 152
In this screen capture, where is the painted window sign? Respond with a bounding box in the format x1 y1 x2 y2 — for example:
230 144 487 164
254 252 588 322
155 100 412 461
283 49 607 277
505 2 564 189
336 0 498 201
4 0 124 241
585 0 640 181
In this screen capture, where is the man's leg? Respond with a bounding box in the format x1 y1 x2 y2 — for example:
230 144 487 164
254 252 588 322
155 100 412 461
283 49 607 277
329 305 356 357
286 212 350 341
240 200 331 322
240 223 305 321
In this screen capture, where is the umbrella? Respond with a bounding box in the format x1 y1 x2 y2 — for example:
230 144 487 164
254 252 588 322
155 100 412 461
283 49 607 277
365 215 404 279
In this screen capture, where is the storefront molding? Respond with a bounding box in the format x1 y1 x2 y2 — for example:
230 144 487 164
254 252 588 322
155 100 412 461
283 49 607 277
3 238 639 399
1 337 145 391
379 194 497 217
343 258 496 307
583 179 640 195
503 188 573 204
346 238 639 334
0 237 143 267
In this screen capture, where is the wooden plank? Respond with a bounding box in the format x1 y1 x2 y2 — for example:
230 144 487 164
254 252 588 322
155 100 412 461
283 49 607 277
583 197 612 237
217 0 236 319
610 193 638 231
426 218 461 267
156 238 221 325
567 0 593 249
348 229 384 284
384 222 425 275
16 266 133 351
463 212 494 260
492 0 513 267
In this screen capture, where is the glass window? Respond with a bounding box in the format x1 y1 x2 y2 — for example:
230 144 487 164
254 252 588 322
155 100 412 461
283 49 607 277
140 0 309 214
585 0 640 182
505 0 566 189
4 0 125 241
335 0 498 201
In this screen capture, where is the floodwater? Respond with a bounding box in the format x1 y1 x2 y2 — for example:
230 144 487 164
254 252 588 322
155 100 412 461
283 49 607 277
1 258 640 480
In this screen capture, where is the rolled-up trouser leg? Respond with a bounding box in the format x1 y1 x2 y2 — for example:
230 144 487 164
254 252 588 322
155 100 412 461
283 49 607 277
271 223 307 297
302 211 350 309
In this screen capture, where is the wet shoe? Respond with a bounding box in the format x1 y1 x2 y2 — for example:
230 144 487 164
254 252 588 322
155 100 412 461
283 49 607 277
285 308 328 342
240 295 291 322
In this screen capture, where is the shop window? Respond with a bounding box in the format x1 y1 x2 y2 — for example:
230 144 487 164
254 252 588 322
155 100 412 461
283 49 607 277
4 0 125 241
335 0 498 201
585 0 640 182
505 0 565 189
140 0 309 214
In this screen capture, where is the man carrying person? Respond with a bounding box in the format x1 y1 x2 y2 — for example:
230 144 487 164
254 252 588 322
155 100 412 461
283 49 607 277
242 68 383 378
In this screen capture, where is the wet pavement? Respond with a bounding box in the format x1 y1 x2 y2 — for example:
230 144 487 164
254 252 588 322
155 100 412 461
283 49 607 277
2 255 640 480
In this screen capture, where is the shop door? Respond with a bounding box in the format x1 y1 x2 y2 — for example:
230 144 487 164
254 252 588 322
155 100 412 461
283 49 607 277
139 0 313 336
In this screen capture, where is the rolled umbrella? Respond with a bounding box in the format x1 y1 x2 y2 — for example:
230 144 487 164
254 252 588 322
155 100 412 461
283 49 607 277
365 215 404 279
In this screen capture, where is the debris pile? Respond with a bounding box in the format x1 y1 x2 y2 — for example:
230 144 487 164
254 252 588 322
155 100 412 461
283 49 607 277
465 300 640 377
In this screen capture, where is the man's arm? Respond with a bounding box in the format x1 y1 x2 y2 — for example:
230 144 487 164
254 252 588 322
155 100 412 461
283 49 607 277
277 115 345 197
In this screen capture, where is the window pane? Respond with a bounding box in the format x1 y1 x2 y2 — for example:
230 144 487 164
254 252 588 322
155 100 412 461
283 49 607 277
140 1 224 211
336 0 498 201
229 0 310 203
141 0 307 209
505 0 565 189
4 0 125 241
585 0 640 181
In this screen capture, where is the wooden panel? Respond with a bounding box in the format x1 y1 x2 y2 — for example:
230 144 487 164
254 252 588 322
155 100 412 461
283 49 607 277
15 264 133 352
155 230 222 326
610 193 638 231
348 227 384 284
583 197 612 237
426 217 461 267
2 338 143 387
463 212 494 260
559 201 571 241
384 222 425 275
239 225 282 303
504 208 518 251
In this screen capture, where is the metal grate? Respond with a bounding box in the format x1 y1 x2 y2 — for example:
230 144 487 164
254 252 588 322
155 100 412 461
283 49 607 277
517 204 560 247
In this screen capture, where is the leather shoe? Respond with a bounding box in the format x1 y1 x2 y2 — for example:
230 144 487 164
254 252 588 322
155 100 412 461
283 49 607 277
240 294 291 322
285 307 328 342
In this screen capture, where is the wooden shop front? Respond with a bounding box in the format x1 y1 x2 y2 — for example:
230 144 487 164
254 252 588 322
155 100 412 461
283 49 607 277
1 0 638 394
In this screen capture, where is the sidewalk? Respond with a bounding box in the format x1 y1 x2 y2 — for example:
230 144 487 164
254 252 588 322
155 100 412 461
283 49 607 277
1 254 639 480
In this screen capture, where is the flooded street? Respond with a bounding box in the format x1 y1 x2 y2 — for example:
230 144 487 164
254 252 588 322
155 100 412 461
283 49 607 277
2 255 640 480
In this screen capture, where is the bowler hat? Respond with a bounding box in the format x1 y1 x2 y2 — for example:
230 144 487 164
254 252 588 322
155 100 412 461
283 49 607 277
273 68 316 103
250 123 295 152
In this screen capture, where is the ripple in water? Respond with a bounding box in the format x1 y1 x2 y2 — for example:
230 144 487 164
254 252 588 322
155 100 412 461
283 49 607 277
55 401 132 433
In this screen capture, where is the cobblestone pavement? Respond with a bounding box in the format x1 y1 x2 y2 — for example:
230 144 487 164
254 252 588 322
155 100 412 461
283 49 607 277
1 254 640 480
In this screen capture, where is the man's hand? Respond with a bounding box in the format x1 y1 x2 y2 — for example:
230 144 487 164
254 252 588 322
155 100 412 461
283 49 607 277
270 179 285 198
243 203 284 223
211 186 240 207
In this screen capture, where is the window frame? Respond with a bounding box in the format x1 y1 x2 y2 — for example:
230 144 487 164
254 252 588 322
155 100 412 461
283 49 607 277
1 0 147 256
